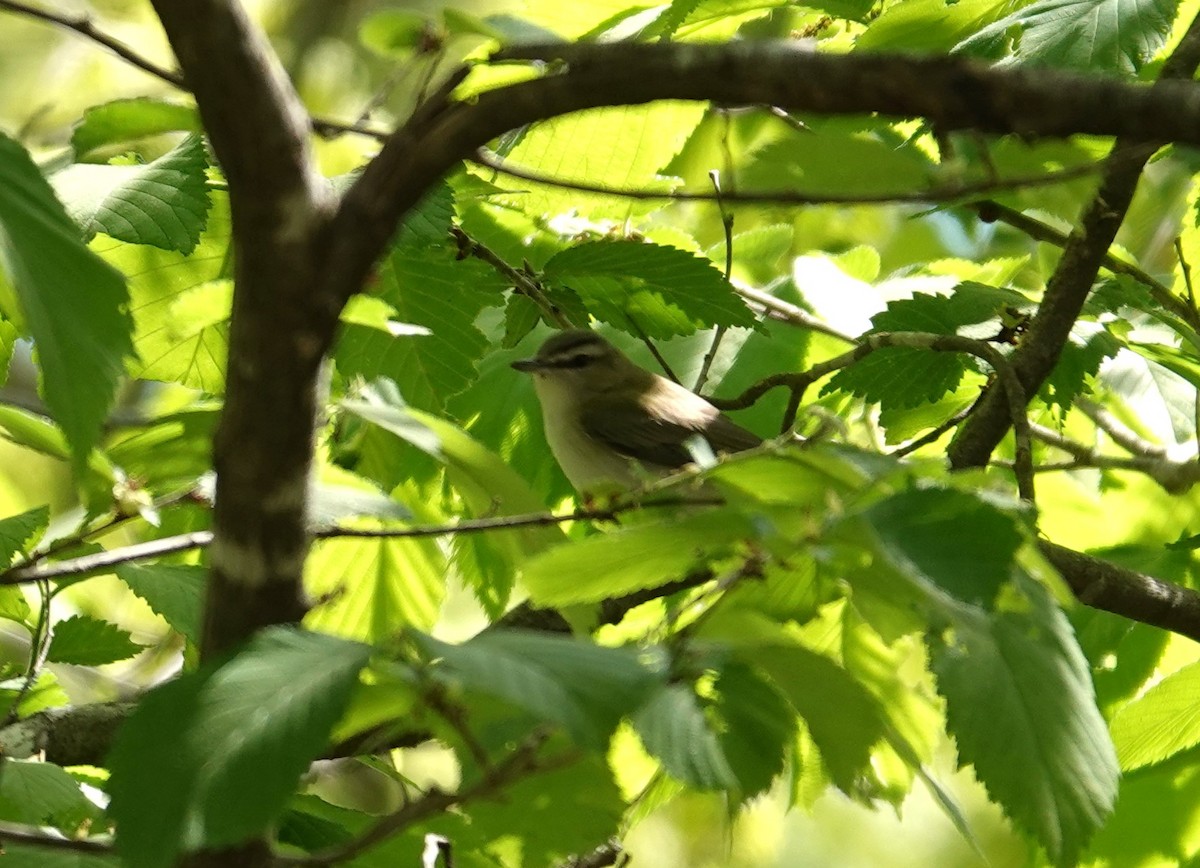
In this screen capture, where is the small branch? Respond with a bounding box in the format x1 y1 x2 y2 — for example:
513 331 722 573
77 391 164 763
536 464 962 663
0 498 721 586
1040 540 1200 643
694 170 735 393
710 330 1034 497
472 147 1113 207
0 820 113 855
949 12 1200 469
730 283 856 344
976 200 1200 335
452 228 572 328
2 579 52 727
0 0 184 87
1075 398 1171 459
890 402 977 458
559 840 624 868
285 731 569 865
0 531 214 586
1028 421 1200 493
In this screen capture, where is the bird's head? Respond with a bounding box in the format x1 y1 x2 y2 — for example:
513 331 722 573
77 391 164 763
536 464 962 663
511 329 645 395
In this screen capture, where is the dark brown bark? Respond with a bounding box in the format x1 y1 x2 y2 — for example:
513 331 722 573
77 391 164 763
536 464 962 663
949 18 1200 467
149 0 339 657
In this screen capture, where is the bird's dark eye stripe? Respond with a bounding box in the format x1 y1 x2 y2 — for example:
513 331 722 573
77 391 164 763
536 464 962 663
557 353 593 368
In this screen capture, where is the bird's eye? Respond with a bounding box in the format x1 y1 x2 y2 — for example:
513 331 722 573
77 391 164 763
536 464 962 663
560 353 592 368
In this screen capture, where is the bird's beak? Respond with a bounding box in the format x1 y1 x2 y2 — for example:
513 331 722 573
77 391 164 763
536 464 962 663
511 358 543 373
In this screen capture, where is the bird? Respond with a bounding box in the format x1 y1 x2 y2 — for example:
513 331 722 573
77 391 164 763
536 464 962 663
511 329 762 491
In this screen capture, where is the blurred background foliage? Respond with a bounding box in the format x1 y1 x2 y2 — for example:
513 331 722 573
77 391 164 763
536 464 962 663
5 0 1200 865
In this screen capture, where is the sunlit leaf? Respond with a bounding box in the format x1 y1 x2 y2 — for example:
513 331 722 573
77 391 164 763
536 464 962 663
522 509 754 606
53 135 211 253
46 615 143 666
0 505 48 569
71 98 201 159
0 759 99 831
115 563 205 645
544 240 756 338
954 0 1178 73
1111 658 1200 770
928 576 1118 866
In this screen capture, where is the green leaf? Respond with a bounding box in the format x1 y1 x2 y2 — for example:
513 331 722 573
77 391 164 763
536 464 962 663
953 0 1179 73
494 102 706 218
928 576 1118 866
0 505 48 568
0 759 99 831
742 118 936 197
1110 658 1200 770
749 643 888 792
0 132 133 462
417 630 660 749
0 845 121 868
46 615 143 666
53 135 211 254
464 753 624 864
394 181 455 248
544 241 755 339
96 186 230 390
108 628 371 868
632 683 737 790
0 315 16 383
645 0 805 39
0 585 31 625
71 98 201 159
336 252 503 411
359 9 437 56
856 0 1014 53
713 662 797 798
824 283 1028 409
1043 324 1121 410
861 488 1024 609
522 510 754 606
305 533 444 642
115 563 205 644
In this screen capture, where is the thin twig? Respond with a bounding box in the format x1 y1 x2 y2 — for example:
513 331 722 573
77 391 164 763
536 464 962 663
473 147 1115 207
282 731 570 865
452 228 572 328
731 282 856 344
0 820 113 855
625 317 682 384
889 401 978 458
976 200 1200 336
0 496 720 586
1075 398 1170 458
709 331 1034 499
0 0 184 86
1 579 52 728
694 169 735 392
1025 419 1200 492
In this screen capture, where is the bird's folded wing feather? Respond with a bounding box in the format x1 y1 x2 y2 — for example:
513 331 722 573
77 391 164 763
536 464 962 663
580 388 761 469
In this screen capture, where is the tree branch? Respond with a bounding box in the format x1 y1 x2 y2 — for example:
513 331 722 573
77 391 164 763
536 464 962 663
0 0 183 86
325 41 1200 328
1040 541 1200 643
148 0 337 657
0 820 113 855
282 731 570 866
0 497 720 586
948 14 1200 468
472 145 1116 206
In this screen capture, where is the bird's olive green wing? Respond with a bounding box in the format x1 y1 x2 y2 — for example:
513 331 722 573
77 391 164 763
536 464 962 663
580 393 761 469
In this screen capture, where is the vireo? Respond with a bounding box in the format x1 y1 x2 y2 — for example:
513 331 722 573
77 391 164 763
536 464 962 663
512 329 761 491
